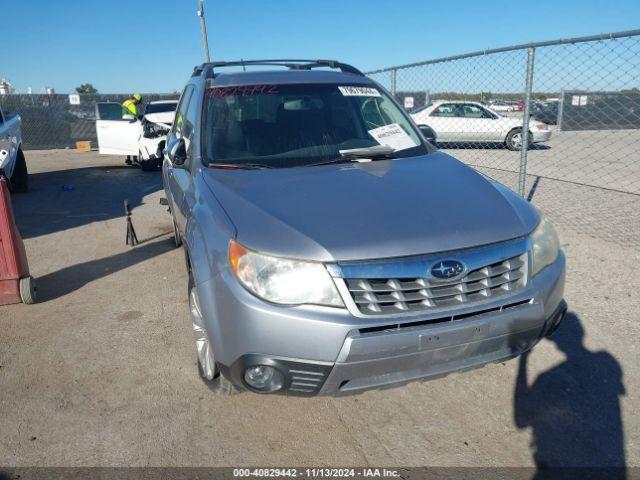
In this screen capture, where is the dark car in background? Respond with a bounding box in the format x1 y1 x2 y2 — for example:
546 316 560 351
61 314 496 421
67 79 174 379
531 101 559 125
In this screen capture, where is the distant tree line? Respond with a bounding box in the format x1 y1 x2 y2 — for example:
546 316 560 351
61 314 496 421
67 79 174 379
75 83 98 94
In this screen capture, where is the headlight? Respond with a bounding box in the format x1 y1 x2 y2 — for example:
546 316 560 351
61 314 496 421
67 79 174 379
229 240 344 307
143 121 170 138
530 214 560 276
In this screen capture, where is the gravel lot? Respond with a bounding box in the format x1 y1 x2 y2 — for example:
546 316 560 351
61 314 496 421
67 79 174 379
0 149 638 469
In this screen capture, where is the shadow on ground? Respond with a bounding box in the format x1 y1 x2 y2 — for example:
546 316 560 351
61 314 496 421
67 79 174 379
34 237 175 302
11 165 162 239
514 312 626 479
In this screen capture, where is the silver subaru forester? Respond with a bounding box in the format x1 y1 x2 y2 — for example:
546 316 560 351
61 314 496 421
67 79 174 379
162 60 566 395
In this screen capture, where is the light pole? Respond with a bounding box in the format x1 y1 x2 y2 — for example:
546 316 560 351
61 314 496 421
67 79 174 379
197 0 211 63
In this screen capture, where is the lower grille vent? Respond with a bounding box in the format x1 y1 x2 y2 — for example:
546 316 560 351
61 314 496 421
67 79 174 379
358 298 532 335
288 368 328 394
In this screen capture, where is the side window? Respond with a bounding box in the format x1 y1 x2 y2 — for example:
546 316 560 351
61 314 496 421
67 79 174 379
96 103 124 121
430 104 458 117
461 104 487 118
172 86 194 139
0 108 4 124
480 106 496 119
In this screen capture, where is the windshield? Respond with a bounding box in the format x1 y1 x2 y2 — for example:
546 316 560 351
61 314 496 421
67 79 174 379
411 103 432 114
145 102 178 114
202 83 427 168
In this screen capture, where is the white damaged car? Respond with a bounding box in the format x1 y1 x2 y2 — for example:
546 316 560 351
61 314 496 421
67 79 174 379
96 100 178 170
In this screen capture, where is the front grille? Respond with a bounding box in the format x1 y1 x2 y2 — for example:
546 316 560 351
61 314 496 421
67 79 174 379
345 254 527 315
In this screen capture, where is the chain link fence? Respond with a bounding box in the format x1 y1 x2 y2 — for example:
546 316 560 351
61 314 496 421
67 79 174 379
367 29 640 247
0 93 179 150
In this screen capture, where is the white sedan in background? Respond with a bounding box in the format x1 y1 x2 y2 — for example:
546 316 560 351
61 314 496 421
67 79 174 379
411 101 551 150
95 100 178 171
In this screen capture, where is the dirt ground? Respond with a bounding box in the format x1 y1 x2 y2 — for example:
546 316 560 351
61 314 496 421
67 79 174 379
0 150 637 468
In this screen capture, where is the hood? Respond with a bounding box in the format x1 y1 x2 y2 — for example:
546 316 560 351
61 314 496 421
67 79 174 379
143 111 175 128
202 152 539 262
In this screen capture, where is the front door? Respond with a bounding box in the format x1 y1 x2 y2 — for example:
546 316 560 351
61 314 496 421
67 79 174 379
164 86 195 235
95 102 141 155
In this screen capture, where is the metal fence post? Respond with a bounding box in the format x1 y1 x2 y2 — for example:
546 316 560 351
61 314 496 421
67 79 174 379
390 69 397 97
518 46 536 198
557 88 565 132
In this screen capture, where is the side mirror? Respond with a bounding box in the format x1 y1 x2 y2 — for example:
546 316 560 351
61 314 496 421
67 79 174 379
167 137 187 165
418 125 437 144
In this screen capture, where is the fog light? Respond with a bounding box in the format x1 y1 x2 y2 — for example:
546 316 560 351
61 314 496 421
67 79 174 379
244 365 284 392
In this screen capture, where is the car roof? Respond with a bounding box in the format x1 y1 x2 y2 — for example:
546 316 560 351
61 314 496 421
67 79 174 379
148 100 178 104
206 69 373 88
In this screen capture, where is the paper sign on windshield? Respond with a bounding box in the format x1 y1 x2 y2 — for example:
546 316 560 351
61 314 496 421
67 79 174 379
368 124 417 151
338 86 381 97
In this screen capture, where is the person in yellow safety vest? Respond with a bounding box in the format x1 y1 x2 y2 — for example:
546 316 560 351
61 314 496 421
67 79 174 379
122 93 142 117
122 94 142 165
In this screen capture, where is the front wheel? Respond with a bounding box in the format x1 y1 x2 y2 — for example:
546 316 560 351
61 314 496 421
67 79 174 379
140 150 159 172
188 274 236 395
505 128 531 151
171 215 182 247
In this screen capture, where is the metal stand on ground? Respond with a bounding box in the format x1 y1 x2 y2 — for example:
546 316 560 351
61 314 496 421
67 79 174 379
124 200 138 246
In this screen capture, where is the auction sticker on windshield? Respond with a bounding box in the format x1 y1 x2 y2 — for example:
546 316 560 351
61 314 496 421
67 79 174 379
338 86 381 97
368 123 417 151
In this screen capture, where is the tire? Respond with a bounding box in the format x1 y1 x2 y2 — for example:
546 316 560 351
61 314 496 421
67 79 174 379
139 150 158 172
140 159 155 172
505 128 530 151
11 149 28 193
19 276 37 304
188 273 236 395
172 215 182 247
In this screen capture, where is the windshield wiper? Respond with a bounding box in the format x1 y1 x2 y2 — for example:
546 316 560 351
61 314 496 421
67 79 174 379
208 163 274 170
306 145 397 167
339 145 396 159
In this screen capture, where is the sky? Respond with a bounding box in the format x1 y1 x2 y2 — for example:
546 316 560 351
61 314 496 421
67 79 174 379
2 0 640 94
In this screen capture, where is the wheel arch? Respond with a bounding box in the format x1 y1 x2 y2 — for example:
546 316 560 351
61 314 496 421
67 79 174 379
504 125 523 142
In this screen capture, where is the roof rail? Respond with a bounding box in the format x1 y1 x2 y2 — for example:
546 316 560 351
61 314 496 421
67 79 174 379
196 59 364 76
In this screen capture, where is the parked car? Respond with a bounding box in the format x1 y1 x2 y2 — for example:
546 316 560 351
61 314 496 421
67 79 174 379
0 105 28 192
530 101 559 125
411 101 551 150
95 100 178 171
487 99 516 112
163 59 567 396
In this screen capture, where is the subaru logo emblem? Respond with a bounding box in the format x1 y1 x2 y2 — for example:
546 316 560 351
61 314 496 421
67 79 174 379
430 260 465 280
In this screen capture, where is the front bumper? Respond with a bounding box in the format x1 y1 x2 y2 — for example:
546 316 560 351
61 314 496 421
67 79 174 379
532 130 552 142
200 251 566 395
138 135 167 160
320 298 566 394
